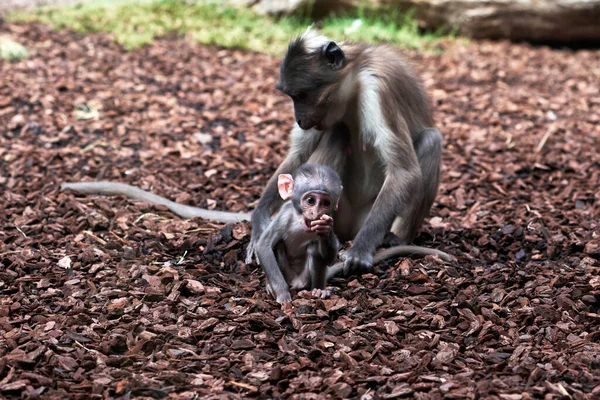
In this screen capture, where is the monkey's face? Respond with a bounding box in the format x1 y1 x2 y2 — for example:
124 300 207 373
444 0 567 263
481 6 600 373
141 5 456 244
300 191 334 229
278 35 346 131
291 93 328 131
277 81 332 131
281 78 345 131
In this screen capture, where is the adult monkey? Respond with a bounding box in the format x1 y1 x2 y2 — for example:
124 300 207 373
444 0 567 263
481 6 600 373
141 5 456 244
246 27 444 276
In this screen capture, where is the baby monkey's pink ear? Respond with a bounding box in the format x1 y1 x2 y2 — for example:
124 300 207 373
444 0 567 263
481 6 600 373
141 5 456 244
277 174 294 200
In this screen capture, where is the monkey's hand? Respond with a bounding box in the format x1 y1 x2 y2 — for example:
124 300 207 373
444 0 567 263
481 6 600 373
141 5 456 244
245 241 260 265
275 291 292 304
266 281 292 303
310 214 334 236
340 246 374 276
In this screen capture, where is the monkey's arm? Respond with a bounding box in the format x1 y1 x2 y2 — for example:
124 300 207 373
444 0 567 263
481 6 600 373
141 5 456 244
61 181 251 223
341 103 426 273
327 244 454 281
342 163 423 274
310 232 339 290
255 210 293 303
309 214 339 264
307 249 327 290
317 231 340 265
246 162 296 265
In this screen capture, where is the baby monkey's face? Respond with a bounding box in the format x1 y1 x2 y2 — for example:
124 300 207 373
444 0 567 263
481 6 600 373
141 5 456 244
299 191 334 231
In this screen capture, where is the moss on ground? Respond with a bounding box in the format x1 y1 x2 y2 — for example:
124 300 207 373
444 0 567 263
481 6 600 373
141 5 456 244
7 0 452 54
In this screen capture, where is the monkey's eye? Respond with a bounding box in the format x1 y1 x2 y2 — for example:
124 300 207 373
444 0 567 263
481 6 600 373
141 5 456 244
306 197 316 206
323 200 331 208
291 91 308 103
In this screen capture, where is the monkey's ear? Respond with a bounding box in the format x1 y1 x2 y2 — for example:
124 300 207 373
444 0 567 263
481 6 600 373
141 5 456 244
323 41 344 70
277 174 294 200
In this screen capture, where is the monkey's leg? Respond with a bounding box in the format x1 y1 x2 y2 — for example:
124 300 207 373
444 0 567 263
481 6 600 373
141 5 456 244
265 282 275 298
276 242 311 294
298 244 332 299
309 250 327 291
309 229 340 292
255 217 293 303
382 232 402 247
300 243 323 290
257 243 292 303
391 128 442 242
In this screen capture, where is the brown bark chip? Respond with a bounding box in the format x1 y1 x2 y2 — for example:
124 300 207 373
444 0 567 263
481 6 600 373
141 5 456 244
0 22 599 399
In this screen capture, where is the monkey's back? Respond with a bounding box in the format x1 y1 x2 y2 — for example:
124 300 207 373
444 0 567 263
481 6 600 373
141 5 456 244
346 42 435 136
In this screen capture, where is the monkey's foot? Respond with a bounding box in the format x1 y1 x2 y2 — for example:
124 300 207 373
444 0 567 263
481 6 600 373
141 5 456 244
299 288 332 299
382 232 402 248
340 247 374 276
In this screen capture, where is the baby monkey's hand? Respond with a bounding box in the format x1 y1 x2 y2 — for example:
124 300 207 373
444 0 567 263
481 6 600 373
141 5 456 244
310 214 333 236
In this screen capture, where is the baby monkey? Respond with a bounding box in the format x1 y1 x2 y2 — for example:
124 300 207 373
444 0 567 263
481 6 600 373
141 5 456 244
257 163 343 303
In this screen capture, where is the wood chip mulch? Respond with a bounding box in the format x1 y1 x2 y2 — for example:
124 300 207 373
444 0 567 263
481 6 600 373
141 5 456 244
1 22 599 399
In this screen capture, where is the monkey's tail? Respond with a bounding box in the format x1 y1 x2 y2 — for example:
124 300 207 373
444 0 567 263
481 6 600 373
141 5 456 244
372 245 454 263
61 181 252 224
326 245 454 280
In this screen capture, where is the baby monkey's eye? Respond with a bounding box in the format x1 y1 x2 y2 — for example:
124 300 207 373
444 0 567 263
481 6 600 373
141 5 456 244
306 197 316 206
322 200 331 207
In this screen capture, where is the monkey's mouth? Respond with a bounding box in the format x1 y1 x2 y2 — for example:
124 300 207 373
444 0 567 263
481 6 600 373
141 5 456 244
301 219 314 232
313 121 326 131
301 123 317 131
299 119 324 131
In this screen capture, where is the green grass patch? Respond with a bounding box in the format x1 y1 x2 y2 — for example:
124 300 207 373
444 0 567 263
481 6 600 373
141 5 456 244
0 36 29 61
7 0 451 54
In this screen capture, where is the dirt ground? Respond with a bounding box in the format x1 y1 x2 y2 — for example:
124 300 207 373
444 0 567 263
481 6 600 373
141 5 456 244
0 21 599 399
